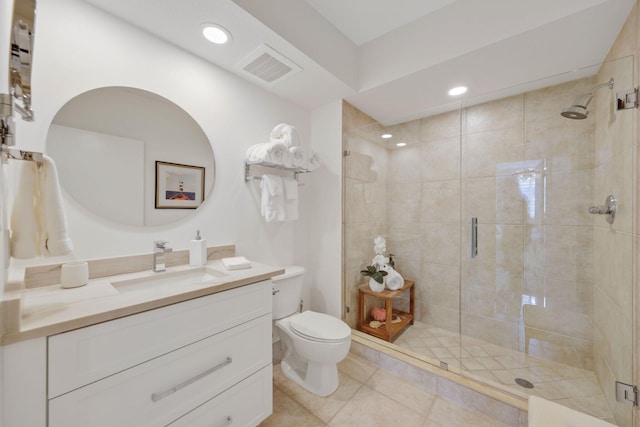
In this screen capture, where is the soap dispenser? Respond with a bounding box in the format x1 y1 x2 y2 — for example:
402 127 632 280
189 230 207 266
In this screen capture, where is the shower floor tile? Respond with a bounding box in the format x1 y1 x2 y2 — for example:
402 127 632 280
396 319 615 422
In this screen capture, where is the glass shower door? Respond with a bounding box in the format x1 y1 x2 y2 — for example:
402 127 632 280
460 56 634 426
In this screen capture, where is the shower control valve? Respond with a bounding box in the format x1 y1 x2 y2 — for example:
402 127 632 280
589 195 616 224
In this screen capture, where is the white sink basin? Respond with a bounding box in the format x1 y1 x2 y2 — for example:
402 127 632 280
112 267 228 294
528 396 616 427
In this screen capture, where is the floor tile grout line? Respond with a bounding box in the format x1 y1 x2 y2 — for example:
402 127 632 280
363 375 436 421
322 382 365 426
270 383 327 426
421 392 439 426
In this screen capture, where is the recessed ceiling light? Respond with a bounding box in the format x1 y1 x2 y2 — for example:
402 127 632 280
396 142 407 147
448 86 468 96
202 24 231 45
381 133 393 139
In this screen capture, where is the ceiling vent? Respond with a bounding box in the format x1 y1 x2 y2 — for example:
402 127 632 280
238 44 301 86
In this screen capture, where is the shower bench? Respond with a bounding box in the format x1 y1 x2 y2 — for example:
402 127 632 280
357 280 415 342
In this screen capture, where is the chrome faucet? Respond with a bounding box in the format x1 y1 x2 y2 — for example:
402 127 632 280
153 241 173 272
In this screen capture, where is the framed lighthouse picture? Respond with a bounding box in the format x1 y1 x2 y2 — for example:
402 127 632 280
155 161 205 209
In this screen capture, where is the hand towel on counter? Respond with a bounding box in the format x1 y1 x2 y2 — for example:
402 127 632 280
222 256 251 270
260 174 285 222
246 142 292 167
10 155 74 259
282 176 299 221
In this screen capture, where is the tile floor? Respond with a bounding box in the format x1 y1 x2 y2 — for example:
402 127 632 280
259 353 516 427
393 320 615 423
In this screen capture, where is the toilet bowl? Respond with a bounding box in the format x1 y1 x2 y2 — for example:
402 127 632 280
272 266 351 397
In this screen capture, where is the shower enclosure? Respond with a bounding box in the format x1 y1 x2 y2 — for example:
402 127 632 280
343 56 634 426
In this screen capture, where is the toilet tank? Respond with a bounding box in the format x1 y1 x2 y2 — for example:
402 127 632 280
272 265 305 320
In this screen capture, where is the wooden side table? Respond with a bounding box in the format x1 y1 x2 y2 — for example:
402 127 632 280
357 280 415 342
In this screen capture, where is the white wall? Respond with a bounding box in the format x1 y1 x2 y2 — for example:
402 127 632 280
5 0 315 270
308 101 343 317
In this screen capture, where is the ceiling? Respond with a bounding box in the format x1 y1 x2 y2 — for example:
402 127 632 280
83 0 634 125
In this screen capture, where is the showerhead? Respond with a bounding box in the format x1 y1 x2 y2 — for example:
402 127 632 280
561 106 588 120
561 78 613 120
561 96 591 119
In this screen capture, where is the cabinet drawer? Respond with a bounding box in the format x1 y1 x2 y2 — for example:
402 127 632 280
49 315 271 427
169 365 272 427
49 280 271 398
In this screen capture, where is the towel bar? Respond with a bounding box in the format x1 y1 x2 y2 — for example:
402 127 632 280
1 144 44 167
244 161 310 183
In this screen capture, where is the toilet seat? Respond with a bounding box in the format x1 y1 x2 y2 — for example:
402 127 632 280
289 311 351 343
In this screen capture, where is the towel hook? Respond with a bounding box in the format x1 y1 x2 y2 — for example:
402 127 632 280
1 144 44 167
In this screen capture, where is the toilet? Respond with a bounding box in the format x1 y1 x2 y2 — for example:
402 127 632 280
272 266 351 397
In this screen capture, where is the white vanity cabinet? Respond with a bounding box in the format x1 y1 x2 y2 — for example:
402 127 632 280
46 280 273 427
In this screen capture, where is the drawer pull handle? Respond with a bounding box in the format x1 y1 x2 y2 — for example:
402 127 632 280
151 357 232 402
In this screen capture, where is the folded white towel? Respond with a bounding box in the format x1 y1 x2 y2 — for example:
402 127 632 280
289 146 309 169
384 268 404 291
246 142 292 167
282 176 299 221
260 174 285 222
222 256 252 270
10 155 73 259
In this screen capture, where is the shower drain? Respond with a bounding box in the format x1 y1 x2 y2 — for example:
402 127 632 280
515 378 534 389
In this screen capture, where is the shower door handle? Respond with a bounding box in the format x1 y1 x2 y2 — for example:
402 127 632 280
471 217 478 258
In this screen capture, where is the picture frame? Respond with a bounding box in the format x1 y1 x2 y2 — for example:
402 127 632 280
155 161 205 209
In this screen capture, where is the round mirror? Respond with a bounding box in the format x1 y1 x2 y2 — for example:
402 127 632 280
47 87 215 227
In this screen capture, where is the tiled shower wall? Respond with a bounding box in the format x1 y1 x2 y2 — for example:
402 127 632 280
343 103 389 328
344 76 603 373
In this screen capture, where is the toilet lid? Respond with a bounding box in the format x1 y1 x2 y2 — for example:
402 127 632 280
289 311 351 343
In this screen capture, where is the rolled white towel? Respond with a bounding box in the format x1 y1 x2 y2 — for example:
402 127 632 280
270 123 301 148
269 123 287 141
289 146 309 169
307 151 321 171
383 268 404 291
283 125 301 147
246 142 292 167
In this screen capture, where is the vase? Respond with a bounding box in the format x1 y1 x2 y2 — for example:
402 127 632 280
369 277 385 292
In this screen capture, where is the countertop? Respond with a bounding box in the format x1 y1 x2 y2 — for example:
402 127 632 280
0 248 284 346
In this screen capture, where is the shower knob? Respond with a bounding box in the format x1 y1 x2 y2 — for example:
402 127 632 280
589 195 616 224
